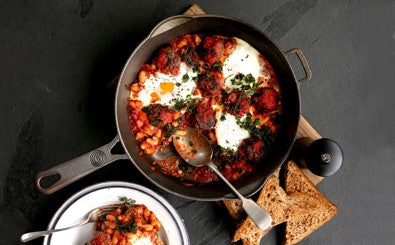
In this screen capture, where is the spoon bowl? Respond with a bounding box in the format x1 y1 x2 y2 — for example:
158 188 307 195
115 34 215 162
173 127 213 167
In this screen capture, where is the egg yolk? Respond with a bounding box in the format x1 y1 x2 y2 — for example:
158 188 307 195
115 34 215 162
150 92 160 102
160 82 174 94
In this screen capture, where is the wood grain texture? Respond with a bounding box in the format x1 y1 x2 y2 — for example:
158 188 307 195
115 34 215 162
183 4 205 16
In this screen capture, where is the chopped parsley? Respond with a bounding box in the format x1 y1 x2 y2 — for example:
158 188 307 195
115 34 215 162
245 74 256 84
151 118 163 126
213 62 222 72
141 106 149 113
173 98 191 111
116 218 137 233
182 47 200 73
220 114 226 121
230 73 259 96
182 74 189 83
236 114 275 148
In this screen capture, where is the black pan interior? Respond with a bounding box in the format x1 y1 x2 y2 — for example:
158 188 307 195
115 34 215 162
116 16 300 200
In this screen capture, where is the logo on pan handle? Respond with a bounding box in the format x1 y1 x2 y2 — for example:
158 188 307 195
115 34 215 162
90 150 107 167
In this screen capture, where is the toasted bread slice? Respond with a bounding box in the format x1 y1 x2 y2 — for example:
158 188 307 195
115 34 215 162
233 169 287 242
283 161 338 245
223 199 243 221
242 230 267 245
284 161 322 196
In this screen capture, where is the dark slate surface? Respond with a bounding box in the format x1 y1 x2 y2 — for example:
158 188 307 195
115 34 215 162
0 0 394 244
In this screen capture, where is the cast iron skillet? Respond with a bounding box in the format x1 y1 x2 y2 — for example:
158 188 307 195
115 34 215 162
36 15 311 200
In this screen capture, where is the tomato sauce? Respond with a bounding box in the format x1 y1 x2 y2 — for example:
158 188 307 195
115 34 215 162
128 34 281 184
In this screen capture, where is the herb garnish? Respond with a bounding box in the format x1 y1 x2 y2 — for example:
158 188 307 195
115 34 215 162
119 196 136 207
151 118 163 126
182 74 189 83
213 62 222 72
116 218 137 233
182 47 200 73
173 98 191 111
141 106 149 113
230 73 259 96
236 114 275 148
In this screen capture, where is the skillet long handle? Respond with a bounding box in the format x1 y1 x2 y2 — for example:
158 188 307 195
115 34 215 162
35 135 129 195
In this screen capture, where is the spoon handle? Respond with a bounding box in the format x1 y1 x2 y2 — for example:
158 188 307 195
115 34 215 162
207 161 245 200
207 161 272 230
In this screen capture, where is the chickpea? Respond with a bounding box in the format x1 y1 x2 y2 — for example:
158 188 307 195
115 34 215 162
111 235 118 244
138 71 147 83
105 228 113 235
155 129 162 138
174 130 186 136
146 137 158 146
136 132 146 140
141 224 153 231
173 112 181 120
143 208 151 220
136 120 143 128
194 35 201 45
106 214 115 221
172 121 179 127
131 83 140 93
177 39 188 48
149 213 157 222
145 147 155 155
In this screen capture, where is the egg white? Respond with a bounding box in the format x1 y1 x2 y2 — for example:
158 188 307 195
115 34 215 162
128 233 154 245
135 62 199 107
215 111 250 151
223 37 265 90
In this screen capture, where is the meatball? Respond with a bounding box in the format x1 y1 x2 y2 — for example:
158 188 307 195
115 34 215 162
197 73 222 97
239 138 266 163
202 36 225 66
193 100 216 129
223 90 251 117
147 104 175 127
155 47 181 76
252 88 280 112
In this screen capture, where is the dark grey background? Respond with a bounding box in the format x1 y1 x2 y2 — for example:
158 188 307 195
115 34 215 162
0 0 394 244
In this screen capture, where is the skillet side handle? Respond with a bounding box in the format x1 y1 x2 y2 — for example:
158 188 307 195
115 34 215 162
35 136 129 195
148 15 194 39
284 48 312 84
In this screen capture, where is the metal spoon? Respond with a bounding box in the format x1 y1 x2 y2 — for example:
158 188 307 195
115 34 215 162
20 204 120 242
173 127 272 230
